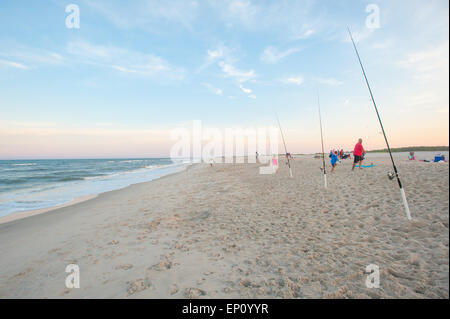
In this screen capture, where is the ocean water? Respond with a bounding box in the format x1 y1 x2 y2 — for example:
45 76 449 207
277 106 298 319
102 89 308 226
0 158 188 218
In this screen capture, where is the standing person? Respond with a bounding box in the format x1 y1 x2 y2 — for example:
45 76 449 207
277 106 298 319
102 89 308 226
330 150 341 173
272 154 278 168
352 138 365 170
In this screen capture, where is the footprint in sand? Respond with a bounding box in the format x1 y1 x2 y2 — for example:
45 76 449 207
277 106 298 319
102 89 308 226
184 287 206 298
115 264 133 270
11 267 33 279
126 278 151 296
149 260 172 271
169 284 179 295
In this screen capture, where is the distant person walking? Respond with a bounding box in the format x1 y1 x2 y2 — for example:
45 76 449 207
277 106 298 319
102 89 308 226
352 138 366 170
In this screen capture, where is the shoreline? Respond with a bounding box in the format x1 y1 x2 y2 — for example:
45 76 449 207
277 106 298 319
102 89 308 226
0 163 193 225
0 194 98 225
1 151 447 225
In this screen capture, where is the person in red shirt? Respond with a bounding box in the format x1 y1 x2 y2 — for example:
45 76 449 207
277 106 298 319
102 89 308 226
352 138 365 170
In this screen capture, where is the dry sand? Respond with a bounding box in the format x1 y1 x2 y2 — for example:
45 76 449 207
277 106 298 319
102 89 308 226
0 156 448 298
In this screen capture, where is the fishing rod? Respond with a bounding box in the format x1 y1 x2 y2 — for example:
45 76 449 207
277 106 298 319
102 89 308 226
347 27 412 220
276 114 293 178
317 94 327 188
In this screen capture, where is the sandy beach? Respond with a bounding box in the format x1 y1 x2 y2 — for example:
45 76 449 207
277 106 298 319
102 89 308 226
0 155 448 299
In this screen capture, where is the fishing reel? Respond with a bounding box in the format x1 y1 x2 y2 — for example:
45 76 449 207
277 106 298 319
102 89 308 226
387 171 395 180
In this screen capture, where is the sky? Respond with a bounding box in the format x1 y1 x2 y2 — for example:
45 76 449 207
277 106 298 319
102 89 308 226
0 0 448 159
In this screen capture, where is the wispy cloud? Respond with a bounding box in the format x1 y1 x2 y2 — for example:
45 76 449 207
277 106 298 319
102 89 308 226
280 75 303 86
218 61 255 82
260 46 301 64
67 41 185 80
209 0 319 41
197 44 234 73
202 82 223 96
84 0 199 32
0 42 185 80
216 0 260 28
289 24 316 41
198 43 256 98
239 84 255 98
0 49 64 69
0 59 28 70
239 84 252 94
398 41 449 73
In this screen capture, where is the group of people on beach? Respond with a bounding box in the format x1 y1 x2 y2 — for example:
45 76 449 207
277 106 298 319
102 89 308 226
328 138 366 173
329 148 348 160
210 138 366 174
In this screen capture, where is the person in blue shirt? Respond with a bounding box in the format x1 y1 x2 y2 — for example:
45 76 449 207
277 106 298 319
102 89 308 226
330 150 341 173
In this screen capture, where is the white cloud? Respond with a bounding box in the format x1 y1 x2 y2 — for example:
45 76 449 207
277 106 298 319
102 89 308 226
202 82 223 96
398 42 449 73
218 61 255 82
0 49 64 69
0 59 28 69
67 41 185 80
197 44 233 73
290 24 316 40
207 48 224 60
280 75 303 86
239 84 252 94
209 0 319 41
84 0 199 32
260 46 301 64
67 41 115 59
220 0 260 28
1 42 184 80
239 84 256 99
300 29 315 38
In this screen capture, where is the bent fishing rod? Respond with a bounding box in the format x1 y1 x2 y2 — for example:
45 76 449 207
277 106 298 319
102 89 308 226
276 114 293 178
348 27 411 220
317 94 327 188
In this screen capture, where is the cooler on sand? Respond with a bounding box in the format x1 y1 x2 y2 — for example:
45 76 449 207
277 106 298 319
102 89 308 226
434 155 445 162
